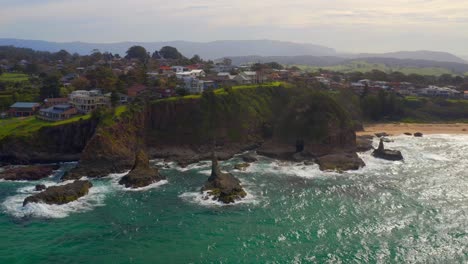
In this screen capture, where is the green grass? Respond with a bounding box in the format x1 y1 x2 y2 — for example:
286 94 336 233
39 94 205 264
292 61 455 76
0 73 29 83
0 114 92 140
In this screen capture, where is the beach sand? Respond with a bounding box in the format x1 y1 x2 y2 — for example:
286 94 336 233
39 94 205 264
358 123 468 136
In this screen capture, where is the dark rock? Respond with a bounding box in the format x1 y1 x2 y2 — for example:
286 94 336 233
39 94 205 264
381 137 393 143
119 150 165 189
35 184 46 191
372 139 403 161
201 154 247 204
234 163 250 171
375 132 390 138
304 160 315 166
404 132 412 136
0 165 59 181
356 136 374 152
241 154 258 163
414 132 423 137
23 180 92 206
317 152 365 172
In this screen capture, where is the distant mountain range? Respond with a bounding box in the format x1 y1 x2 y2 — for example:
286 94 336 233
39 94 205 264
0 38 466 65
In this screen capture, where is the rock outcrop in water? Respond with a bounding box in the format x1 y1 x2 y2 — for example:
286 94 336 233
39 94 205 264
119 150 165 188
0 165 59 181
23 180 92 206
372 139 403 161
317 152 365 172
202 154 247 204
356 135 374 152
414 132 423 137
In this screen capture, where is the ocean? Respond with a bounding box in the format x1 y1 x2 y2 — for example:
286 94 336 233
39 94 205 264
1 135 467 263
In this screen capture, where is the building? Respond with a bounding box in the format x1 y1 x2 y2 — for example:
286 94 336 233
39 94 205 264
104 92 129 104
8 102 41 117
127 84 147 97
37 104 78 122
69 90 110 113
464 91 468 99
181 77 217 94
418 86 461 98
43 98 69 108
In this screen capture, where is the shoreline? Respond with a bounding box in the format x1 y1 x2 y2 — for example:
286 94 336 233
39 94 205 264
358 123 468 136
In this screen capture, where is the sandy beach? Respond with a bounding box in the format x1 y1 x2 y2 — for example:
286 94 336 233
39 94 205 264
358 123 468 136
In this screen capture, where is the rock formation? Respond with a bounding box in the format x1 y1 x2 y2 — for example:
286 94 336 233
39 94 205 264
119 150 165 188
23 180 92 206
0 165 59 181
356 135 374 152
317 152 365 171
241 154 258 163
35 184 46 191
372 139 403 161
202 154 247 204
414 132 423 137
234 163 250 171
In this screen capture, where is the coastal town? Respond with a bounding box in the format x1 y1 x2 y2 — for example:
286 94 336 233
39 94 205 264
1 45 468 122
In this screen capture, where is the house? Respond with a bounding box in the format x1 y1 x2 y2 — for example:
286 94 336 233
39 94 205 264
37 104 78 122
171 66 187 73
8 102 41 117
419 86 460 98
104 92 129 104
69 90 110 113
181 77 217 94
60 73 79 84
464 91 468 99
127 84 147 97
176 70 206 79
43 98 69 108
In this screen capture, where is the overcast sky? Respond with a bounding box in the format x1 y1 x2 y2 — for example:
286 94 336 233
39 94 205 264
1 0 467 55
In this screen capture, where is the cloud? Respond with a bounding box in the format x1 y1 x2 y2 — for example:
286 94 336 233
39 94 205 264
0 0 466 54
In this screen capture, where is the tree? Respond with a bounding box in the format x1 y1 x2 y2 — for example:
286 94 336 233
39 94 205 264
152 50 162 59
40 75 61 99
159 46 184 60
190 54 202 64
175 87 188 96
71 76 90 90
266 62 284 70
110 91 120 107
125 46 149 62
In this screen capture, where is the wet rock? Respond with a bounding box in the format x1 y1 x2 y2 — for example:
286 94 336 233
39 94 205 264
241 154 258 163
304 160 315 166
375 132 390 138
372 139 403 161
317 152 365 172
119 150 165 189
414 132 423 137
23 180 92 206
201 154 247 204
35 184 46 191
404 132 412 136
0 165 59 181
234 163 250 171
356 135 374 152
381 137 393 143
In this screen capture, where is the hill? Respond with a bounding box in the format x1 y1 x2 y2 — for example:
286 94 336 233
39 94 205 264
355 50 467 64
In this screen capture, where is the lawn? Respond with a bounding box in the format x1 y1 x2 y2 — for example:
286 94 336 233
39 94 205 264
0 114 92 140
0 73 30 83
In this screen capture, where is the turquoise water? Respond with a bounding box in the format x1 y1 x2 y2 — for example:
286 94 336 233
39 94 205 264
1 135 467 263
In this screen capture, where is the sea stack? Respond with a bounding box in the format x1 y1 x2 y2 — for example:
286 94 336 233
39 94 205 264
119 150 166 188
372 138 403 161
201 153 247 204
23 180 93 206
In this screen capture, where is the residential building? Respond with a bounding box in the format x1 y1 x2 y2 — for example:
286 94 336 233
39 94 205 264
418 86 460 98
69 90 110 113
104 92 129 104
127 84 147 97
37 104 78 122
176 70 206 79
8 102 41 117
464 91 468 99
43 98 69 108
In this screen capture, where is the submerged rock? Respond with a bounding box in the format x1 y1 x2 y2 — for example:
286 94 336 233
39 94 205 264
404 132 413 136
241 154 258 163
0 165 59 181
414 132 423 137
356 135 374 152
23 180 92 206
372 139 403 161
35 184 46 191
317 152 365 172
119 150 165 189
202 154 247 204
234 163 250 171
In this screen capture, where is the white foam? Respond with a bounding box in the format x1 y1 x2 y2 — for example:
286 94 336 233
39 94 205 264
118 180 169 192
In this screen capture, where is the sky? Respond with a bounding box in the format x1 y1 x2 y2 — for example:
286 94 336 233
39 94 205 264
0 0 467 55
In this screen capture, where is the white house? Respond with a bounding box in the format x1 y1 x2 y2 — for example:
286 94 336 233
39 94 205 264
69 90 110 113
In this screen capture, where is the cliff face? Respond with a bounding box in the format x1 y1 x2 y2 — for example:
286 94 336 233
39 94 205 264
0 119 98 164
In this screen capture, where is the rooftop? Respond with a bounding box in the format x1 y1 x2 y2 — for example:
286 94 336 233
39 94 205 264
10 102 40 108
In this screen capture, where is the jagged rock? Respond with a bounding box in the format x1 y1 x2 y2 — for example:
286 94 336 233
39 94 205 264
202 154 246 204
414 132 423 137
0 165 59 181
241 154 258 163
23 180 92 206
356 135 374 152
35 184 46 191
317 152 365 172
119 151 165 189
372 139 403 161
234 163 250 171
375 132 390 138
404 132 412 136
